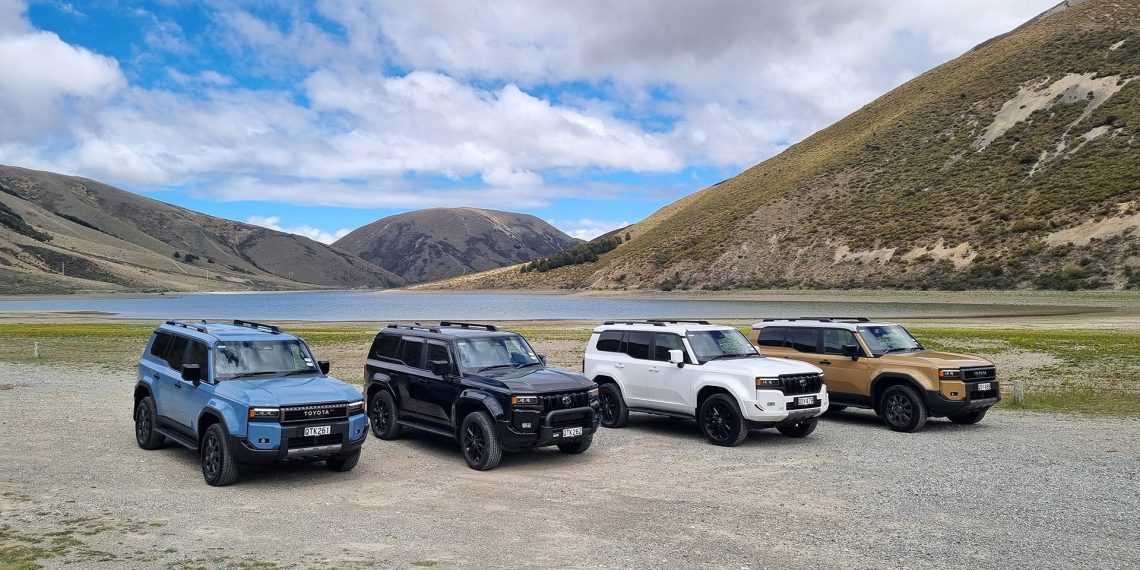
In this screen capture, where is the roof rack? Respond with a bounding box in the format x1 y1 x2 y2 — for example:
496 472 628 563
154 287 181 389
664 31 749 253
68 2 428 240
602 320 665 326
165 320 209 334
385 323 442 333
646 319 711 325
760 317 872 323
232 319 281 333
439 321 499 331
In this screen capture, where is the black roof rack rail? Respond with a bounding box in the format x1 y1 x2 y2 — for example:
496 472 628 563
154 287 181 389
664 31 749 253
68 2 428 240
646 319 711 325
438 321 499 331
602 320 665 326
165 320 209 334
385 323 442 333
760 317 872 323
232 319 281 333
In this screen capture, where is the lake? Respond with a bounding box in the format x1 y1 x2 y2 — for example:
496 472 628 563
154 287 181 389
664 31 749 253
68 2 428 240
0 290 1086 322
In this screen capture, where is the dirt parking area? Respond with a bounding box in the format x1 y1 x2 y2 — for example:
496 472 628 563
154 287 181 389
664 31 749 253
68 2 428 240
2 362 1139 569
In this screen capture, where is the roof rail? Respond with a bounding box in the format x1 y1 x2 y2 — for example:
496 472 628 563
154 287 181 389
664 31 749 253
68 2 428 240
165 320 209 334
439 321 499 331
385 323 442 333
602 320 665 326
646 319 711 325
760 317 872 323
232 319 281 333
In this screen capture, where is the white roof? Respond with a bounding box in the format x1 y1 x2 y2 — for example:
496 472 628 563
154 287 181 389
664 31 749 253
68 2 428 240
592 321 737 334
751 318 899 331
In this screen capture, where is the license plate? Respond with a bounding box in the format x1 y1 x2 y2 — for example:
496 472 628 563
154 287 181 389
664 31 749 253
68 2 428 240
562 427 583 438
796 396 815 406
976 383 992 391
303 425 331 437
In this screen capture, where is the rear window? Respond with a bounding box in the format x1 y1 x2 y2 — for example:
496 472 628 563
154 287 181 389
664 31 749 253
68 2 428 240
596 330 624 352
789 328 819 353
400 339 424 368
166 336 190 371
373 334 401 360
757 327 785 347
625 331 652 360
150 332 174 360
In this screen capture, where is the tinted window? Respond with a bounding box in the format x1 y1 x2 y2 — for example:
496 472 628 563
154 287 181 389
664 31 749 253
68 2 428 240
427 342 451 365
166 336 190 371
596 330 624 352
625 331 652 360
653 333 688 363
757 327 786 347
186 341 209 370
823 329 858 355
789 328 819 353
400 339 425 368
373 334 401 360
150 332 174 360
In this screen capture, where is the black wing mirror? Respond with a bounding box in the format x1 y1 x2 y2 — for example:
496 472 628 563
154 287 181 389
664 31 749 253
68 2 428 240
538 353 547 366
318 360 330 374
842 344 861 361
181 363 202 384
430 359 451 376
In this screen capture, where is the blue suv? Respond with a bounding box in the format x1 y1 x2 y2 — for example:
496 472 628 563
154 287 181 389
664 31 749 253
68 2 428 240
133 320 368 486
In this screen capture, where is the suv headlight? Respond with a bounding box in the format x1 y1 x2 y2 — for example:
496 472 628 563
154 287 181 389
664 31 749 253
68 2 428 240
249 407 280 421
512 395 539 406
756 377 782 389
938 369 963 379
346 400 366 415
587 386 599 399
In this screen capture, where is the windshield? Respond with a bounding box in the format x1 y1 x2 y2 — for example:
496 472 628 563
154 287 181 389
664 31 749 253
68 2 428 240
687 329 758 363
857 325 923 356
455 335 541 373
215 340 319 379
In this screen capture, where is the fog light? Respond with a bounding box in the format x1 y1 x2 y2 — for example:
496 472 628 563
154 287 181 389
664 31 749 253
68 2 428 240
258 438 269 444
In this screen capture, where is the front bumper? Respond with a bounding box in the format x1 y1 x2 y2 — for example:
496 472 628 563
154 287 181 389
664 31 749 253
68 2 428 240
925 381 1001 416
743 387 829 426
498 404 600 451
228 414 368 464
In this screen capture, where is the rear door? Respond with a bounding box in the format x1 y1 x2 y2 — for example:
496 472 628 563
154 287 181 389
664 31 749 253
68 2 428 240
393 337 432 419
620 331 655 404
140 332 175 417
646 332 696 413
158 335 191 427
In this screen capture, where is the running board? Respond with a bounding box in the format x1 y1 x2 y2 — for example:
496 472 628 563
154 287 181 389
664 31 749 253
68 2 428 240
396 419 455 438
627 407 695 420
155 427 198 450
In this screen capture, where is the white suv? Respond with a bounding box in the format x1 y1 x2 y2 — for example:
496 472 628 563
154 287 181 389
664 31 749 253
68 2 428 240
584 320 828 446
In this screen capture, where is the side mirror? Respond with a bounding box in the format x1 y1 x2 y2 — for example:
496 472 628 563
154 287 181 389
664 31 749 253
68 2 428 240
318 360 331 374
430 359 451 376
842 344 860 361
181 363 202 384
538 353 547 365
668 349 685 367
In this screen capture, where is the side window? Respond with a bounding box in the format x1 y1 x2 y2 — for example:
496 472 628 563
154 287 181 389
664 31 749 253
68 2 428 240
625 331 652 360
185 341 209 373
399 339 425 369
596 330 624 352
166 336 190 371
823 329 858 355
372 334 401 361
789 328 820 353
427 342 451 367
149 332 174 362
757 327 786 348
653 333 689 363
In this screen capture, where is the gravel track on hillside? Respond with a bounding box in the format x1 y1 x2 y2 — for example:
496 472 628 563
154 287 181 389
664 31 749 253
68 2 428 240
1 362 1138 569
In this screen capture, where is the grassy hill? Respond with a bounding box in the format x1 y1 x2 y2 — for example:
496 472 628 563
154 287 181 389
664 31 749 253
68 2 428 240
0 165 405 293
425 0 1140 292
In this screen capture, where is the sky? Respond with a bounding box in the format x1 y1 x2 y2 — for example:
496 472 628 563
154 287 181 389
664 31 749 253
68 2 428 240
0 0 1058 242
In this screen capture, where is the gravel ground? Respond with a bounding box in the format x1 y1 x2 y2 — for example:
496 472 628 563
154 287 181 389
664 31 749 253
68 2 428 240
2 362 1139 569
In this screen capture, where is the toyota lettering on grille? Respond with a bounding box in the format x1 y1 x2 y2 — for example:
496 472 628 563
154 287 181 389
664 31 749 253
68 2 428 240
304 409 331 417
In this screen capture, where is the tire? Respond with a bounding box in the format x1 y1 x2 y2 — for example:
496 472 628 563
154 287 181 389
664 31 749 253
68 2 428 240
698 394 748 447
369 389 403 440
597 383 629 428
557 434 593 454
824 404 847 416
200 423 239 486
879 385 928 433
134 396 166 450
327 449 361 472
459 411 502 471
777 417 818 438
948 409 988 425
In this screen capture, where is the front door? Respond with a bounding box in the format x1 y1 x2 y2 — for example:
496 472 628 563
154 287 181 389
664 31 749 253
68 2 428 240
421 341 462 426
818 328 872 398
646 332 695 413
174 339 215 430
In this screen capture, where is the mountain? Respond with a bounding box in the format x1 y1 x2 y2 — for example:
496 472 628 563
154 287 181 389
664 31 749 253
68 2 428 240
333 207 581 283
424 0 1140 292
0 165 405 294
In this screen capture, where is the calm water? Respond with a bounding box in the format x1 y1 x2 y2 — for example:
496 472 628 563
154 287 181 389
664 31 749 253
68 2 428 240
0 290 1081 321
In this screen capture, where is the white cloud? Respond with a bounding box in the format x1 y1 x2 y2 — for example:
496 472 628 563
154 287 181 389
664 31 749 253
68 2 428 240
245 215 351 245
551 218 632 241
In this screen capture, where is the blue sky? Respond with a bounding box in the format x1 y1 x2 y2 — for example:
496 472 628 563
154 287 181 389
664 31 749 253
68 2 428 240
1 0 1055 242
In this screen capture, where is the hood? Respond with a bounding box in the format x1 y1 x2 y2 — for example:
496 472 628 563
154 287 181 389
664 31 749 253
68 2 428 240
481 366 593 393
886 350 993 368
217 375 362 407
701 356 823 377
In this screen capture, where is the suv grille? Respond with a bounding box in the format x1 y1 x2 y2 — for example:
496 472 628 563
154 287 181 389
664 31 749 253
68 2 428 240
281 403 347 423
287 433 341 448
540 391 590 411
780 374 823 396
963 367 997 383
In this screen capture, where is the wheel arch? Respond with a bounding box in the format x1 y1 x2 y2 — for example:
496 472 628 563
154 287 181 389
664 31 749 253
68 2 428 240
133 382 153 410
365 374 397 406
870 373 924 413
452 390 505 427
695 382 739 411
197 407 229 443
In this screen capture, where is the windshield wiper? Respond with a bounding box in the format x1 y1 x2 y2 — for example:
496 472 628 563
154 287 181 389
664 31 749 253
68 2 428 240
882 347 918 354
226 370 288 380
704 354 751 362
513 361 542 368
477 364 513 372
280 369 318 377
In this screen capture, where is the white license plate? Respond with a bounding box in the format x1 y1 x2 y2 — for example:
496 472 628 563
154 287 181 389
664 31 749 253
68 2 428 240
303 425 331 437
562 427 583 438
976 383 992 391
796 396 815 406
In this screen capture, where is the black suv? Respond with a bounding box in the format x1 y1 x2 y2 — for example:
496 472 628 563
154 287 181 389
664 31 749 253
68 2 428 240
364 322 600 470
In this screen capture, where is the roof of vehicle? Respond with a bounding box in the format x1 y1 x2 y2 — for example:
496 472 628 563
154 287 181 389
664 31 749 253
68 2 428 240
751 317 900 331
156 320 302 342
379 322 519 340
592 320 739 335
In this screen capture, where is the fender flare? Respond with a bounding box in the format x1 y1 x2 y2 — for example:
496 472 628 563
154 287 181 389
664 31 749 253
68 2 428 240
452 389 506 422
869 373 925 411
199 403 242 439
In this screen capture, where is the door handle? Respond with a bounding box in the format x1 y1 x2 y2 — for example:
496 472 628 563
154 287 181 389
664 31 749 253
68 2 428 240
648 367 659 373
614 363 625 369
151 374 160 380
819 359 832 365
174 382 182 389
